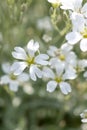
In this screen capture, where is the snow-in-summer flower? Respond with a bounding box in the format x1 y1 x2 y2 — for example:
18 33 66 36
42 34 52 43
11 39 49 81
43 62 76 95
80 110 87 123
66 24 87 52
37 17 52 31
70 13 85 32
71 59 87 73
47 43 76 68
61 0 87 18
60 0 87 31
1 63 29 91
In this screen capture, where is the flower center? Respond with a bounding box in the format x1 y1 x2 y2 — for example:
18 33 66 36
75 66 84 73
10 74 17 80
55 77 62 83
81 28 87 38
26 57 34 65
59 54 65 61
55 50 65 61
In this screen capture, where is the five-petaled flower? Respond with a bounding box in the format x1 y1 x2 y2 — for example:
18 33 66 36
11 39 49 81
43 62 76 95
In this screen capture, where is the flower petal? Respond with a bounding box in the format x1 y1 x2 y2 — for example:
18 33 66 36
66 52 77 66
27 39 39 52
35 54 49 65
18 73 29 82
12 47 27 60
42 67 55 79
80 39 87 52
63 67 77 80
81 119 87 123
71 13 85 32
29 65 42 81
66 32 82 44
55 61 65 77
9 81 19 92
2 63 11 74
61 0 74 10
59 82 71 95
1 75 10 84
61 0 82 11
61 43 73 52
47 45 58 57
47 80 57 92
78 59 87 69
11 62 27 75
83 71 87 78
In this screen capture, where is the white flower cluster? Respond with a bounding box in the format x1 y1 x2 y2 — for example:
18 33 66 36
43 43 87 94
47 0 87 123
0 0 87 96
0 40 49 91
80 110 87 123
48 0 87 51
0 0 87 123
1 40 87 95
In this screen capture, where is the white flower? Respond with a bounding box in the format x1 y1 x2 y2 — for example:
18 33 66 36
72 59 87 73
47 43 76 68
66 24 87 52
47 43 73 58
80 110 87 123
43 64 76 95
11 39 49 81
70 12 85 32
37 17 52 31
61 0 82 11
61 0 87 29
42 34 52 43
1 63 29 91
83 71 87 79
61 0 87 17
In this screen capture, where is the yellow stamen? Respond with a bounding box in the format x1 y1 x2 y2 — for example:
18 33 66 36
55 77 62 83
75 66 84 73
81 28 87 38
26 57 34 65
59 54 65 61
10 74 17 80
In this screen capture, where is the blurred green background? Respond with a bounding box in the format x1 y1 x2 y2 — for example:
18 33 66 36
0 0 87 130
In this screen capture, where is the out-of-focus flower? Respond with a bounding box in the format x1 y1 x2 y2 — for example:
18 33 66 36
1 63 29 91
37 17 52 31
42 34 52 43
11 39 49 81
83 71 87 79
47 43 76 68
80 110 87 123
71 59 87 73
